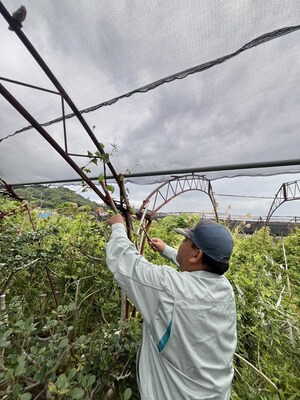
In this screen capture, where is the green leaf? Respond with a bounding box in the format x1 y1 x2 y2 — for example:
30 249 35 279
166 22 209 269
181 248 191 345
98 142 105 149
15 360 26 376
48 381 57 393
129 207 136 215
82 374 96 389
12 383 22 396
98 174 105 183
124 387 132 400
91 157 98 165
17 354 26 363
46 319 58 328
88 374 96 387
69 387 85 399
46 359 56 368
30 346 37 355
5 368 14 381
100 153 110 163
56 373 68 390
279 388 285 399
106 185 115 193
0 328 12 339
0 338 11 348
58 337 69 348
20 394 32 400
68 368 77 380
87 151 93 158
67 302 76 311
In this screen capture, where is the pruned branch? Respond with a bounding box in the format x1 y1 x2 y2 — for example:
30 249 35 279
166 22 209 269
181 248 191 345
234 352 279 392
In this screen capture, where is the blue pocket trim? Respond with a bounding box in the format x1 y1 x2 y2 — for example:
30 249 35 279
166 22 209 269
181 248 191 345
157 320 173 353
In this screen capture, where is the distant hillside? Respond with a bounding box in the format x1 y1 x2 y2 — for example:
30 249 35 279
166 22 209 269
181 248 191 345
14 185 102 211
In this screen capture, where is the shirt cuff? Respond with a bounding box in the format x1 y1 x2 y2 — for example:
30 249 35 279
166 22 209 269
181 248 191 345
162 244 176 259
111 223 126 232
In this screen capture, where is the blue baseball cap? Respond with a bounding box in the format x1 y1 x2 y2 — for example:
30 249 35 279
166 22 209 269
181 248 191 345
174 219 233 264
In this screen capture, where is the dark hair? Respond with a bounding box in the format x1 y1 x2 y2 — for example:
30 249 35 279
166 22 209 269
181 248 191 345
191 242 229 275
202 252 229 275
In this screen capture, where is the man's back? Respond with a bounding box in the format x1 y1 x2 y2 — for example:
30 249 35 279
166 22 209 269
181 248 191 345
138 269 236 399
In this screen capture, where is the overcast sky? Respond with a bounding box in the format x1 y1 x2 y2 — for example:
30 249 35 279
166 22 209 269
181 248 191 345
68 172 300 220
1 1 300 219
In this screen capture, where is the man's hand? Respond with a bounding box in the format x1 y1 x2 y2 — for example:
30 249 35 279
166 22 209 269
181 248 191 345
107 214 125 225
150 238 166 253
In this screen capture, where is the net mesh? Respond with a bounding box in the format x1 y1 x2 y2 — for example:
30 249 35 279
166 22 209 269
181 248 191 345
0 0 300 185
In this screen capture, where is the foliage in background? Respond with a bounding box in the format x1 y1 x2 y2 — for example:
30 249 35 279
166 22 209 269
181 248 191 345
0 197 139 399
0 197 299 399
14 186 102 212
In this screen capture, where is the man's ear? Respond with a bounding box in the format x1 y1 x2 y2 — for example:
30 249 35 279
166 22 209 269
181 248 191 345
189 249 203 264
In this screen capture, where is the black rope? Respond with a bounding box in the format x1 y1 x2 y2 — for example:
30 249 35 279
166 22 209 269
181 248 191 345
1 25 299 144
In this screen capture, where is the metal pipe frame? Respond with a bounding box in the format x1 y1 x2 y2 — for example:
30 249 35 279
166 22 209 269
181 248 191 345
0 76 60 95
10 157 300 187
0 1 126 201
266 180 300 223
0 82 111 207
281 216 300 236
136 175 219 255
0 2 108 168
137 174 218 221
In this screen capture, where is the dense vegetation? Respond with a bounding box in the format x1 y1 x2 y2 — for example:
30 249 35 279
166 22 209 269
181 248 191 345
14 186 102 211
0 197 299 399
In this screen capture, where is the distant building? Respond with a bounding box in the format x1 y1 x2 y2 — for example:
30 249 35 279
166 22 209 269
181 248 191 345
95 207 109 219
38 211 53 219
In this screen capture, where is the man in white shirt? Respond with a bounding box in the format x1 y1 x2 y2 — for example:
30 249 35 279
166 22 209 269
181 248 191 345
106 215 237 400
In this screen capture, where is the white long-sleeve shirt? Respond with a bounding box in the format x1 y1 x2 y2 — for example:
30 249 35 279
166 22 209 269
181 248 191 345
106 223 237 400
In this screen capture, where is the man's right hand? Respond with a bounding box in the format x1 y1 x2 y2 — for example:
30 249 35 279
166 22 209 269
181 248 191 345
150 238 166 253
107 214 125 226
